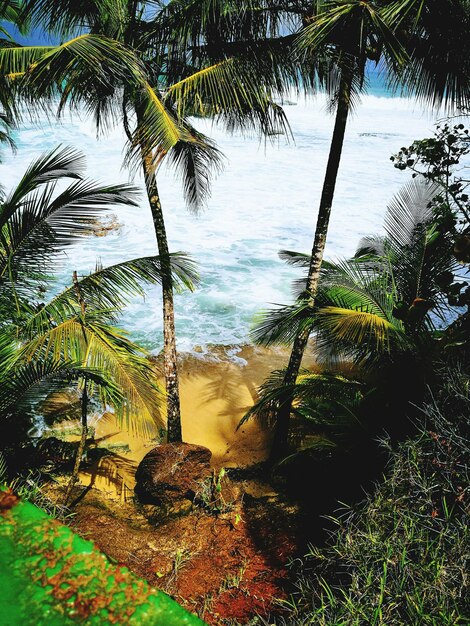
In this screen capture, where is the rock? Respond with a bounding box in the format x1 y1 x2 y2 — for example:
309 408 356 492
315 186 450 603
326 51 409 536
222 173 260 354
84 214 123 237
134 443 212 507
36 437 78 468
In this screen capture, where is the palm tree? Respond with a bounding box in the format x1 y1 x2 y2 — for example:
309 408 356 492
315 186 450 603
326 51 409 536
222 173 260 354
242 368 366 456
251 177 458 453
269 0 470 461
0 146 197 502
2 0 292 442
0 0 32 154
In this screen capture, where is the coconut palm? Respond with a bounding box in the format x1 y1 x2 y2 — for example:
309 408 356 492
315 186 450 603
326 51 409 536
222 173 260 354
1 0 293 442
269 0 470 461
241 368 367 459
0 146 197 502
251 178 459 456
0 0 32 154
322 181 453 361
153 0 319 89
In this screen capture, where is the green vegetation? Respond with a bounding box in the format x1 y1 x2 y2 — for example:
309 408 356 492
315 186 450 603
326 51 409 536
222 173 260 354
0 2 468 625
0 489 205 625
272 0 470 461
0 146 197 500
261 371 469 625
248 116 470 625
0 452 70 519
3 0 296 442
250 119 470 461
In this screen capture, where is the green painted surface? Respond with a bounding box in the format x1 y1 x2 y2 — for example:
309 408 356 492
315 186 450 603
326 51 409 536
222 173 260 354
0 491 206 626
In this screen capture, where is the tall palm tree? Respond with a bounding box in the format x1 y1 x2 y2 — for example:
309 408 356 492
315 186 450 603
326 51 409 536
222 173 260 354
0 146 197 501
2 0 292 442
269 0 470 461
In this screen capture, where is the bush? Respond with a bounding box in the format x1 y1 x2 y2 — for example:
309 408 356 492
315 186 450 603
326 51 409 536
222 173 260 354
265 373 469 625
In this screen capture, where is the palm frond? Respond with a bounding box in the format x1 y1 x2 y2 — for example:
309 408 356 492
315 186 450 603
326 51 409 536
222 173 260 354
81 321 163 437
0 108 16 157
0 449 6 482
2 34 145 127
355 235 386 258
21 253 199 339
140 81 186 148
242 365 364 434
20 0 124 38
166 57 269 118
0 146 85 229
165 122 225 214
0 178 140 298
0 0 24 28
319 258 395 314
155 0 303 60
241 366 298 426
222 98 293 142
297 0 408 67
278 249 313 299
385 179 436 248
386 0 470 110
384 179 455 308
251 299 314 346
17 316 163 437
278 249 311 268
314 305 399 352
0 357 119 417
0 42 56 78
125 82 190 170
0 349 78 414
166 56 293 140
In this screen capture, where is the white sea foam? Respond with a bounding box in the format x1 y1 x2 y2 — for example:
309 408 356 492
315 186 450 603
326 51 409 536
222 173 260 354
0 95 439 352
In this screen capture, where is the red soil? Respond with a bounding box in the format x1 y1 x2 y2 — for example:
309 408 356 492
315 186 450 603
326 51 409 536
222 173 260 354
72 485 302 624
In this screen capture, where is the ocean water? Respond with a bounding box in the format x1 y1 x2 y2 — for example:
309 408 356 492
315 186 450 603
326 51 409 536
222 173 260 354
0 94 439 354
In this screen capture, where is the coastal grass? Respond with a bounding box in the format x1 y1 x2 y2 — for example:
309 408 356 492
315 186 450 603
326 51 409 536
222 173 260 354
263 375 469 626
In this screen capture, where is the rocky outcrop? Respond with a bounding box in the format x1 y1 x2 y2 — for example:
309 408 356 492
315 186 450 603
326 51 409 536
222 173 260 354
85 214 123 237
134 443 212 508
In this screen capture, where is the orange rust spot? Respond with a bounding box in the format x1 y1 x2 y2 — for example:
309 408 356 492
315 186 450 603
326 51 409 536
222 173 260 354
0 490 20 515
114 567 128 583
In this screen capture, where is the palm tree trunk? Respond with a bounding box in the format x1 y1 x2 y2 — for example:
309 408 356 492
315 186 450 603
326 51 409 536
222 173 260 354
139 146 183 443
270 68 352 463
63 380 88 505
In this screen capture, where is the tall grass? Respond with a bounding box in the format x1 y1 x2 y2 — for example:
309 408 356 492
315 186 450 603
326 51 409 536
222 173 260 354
264 372 469 625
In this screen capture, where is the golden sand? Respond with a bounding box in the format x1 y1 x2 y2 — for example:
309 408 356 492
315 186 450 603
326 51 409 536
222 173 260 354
50 344 315 499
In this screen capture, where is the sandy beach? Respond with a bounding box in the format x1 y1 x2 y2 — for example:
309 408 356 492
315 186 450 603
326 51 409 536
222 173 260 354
47 344 316 499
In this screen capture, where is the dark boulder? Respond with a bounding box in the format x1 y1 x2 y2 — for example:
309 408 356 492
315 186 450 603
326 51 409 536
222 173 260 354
134 443 212 507
36 437 78 469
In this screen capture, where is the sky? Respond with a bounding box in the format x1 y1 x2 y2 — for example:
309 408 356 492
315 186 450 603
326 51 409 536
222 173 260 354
3 23 57 45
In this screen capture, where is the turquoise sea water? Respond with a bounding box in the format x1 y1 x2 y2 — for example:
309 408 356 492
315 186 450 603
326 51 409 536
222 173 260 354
0 92 439 355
